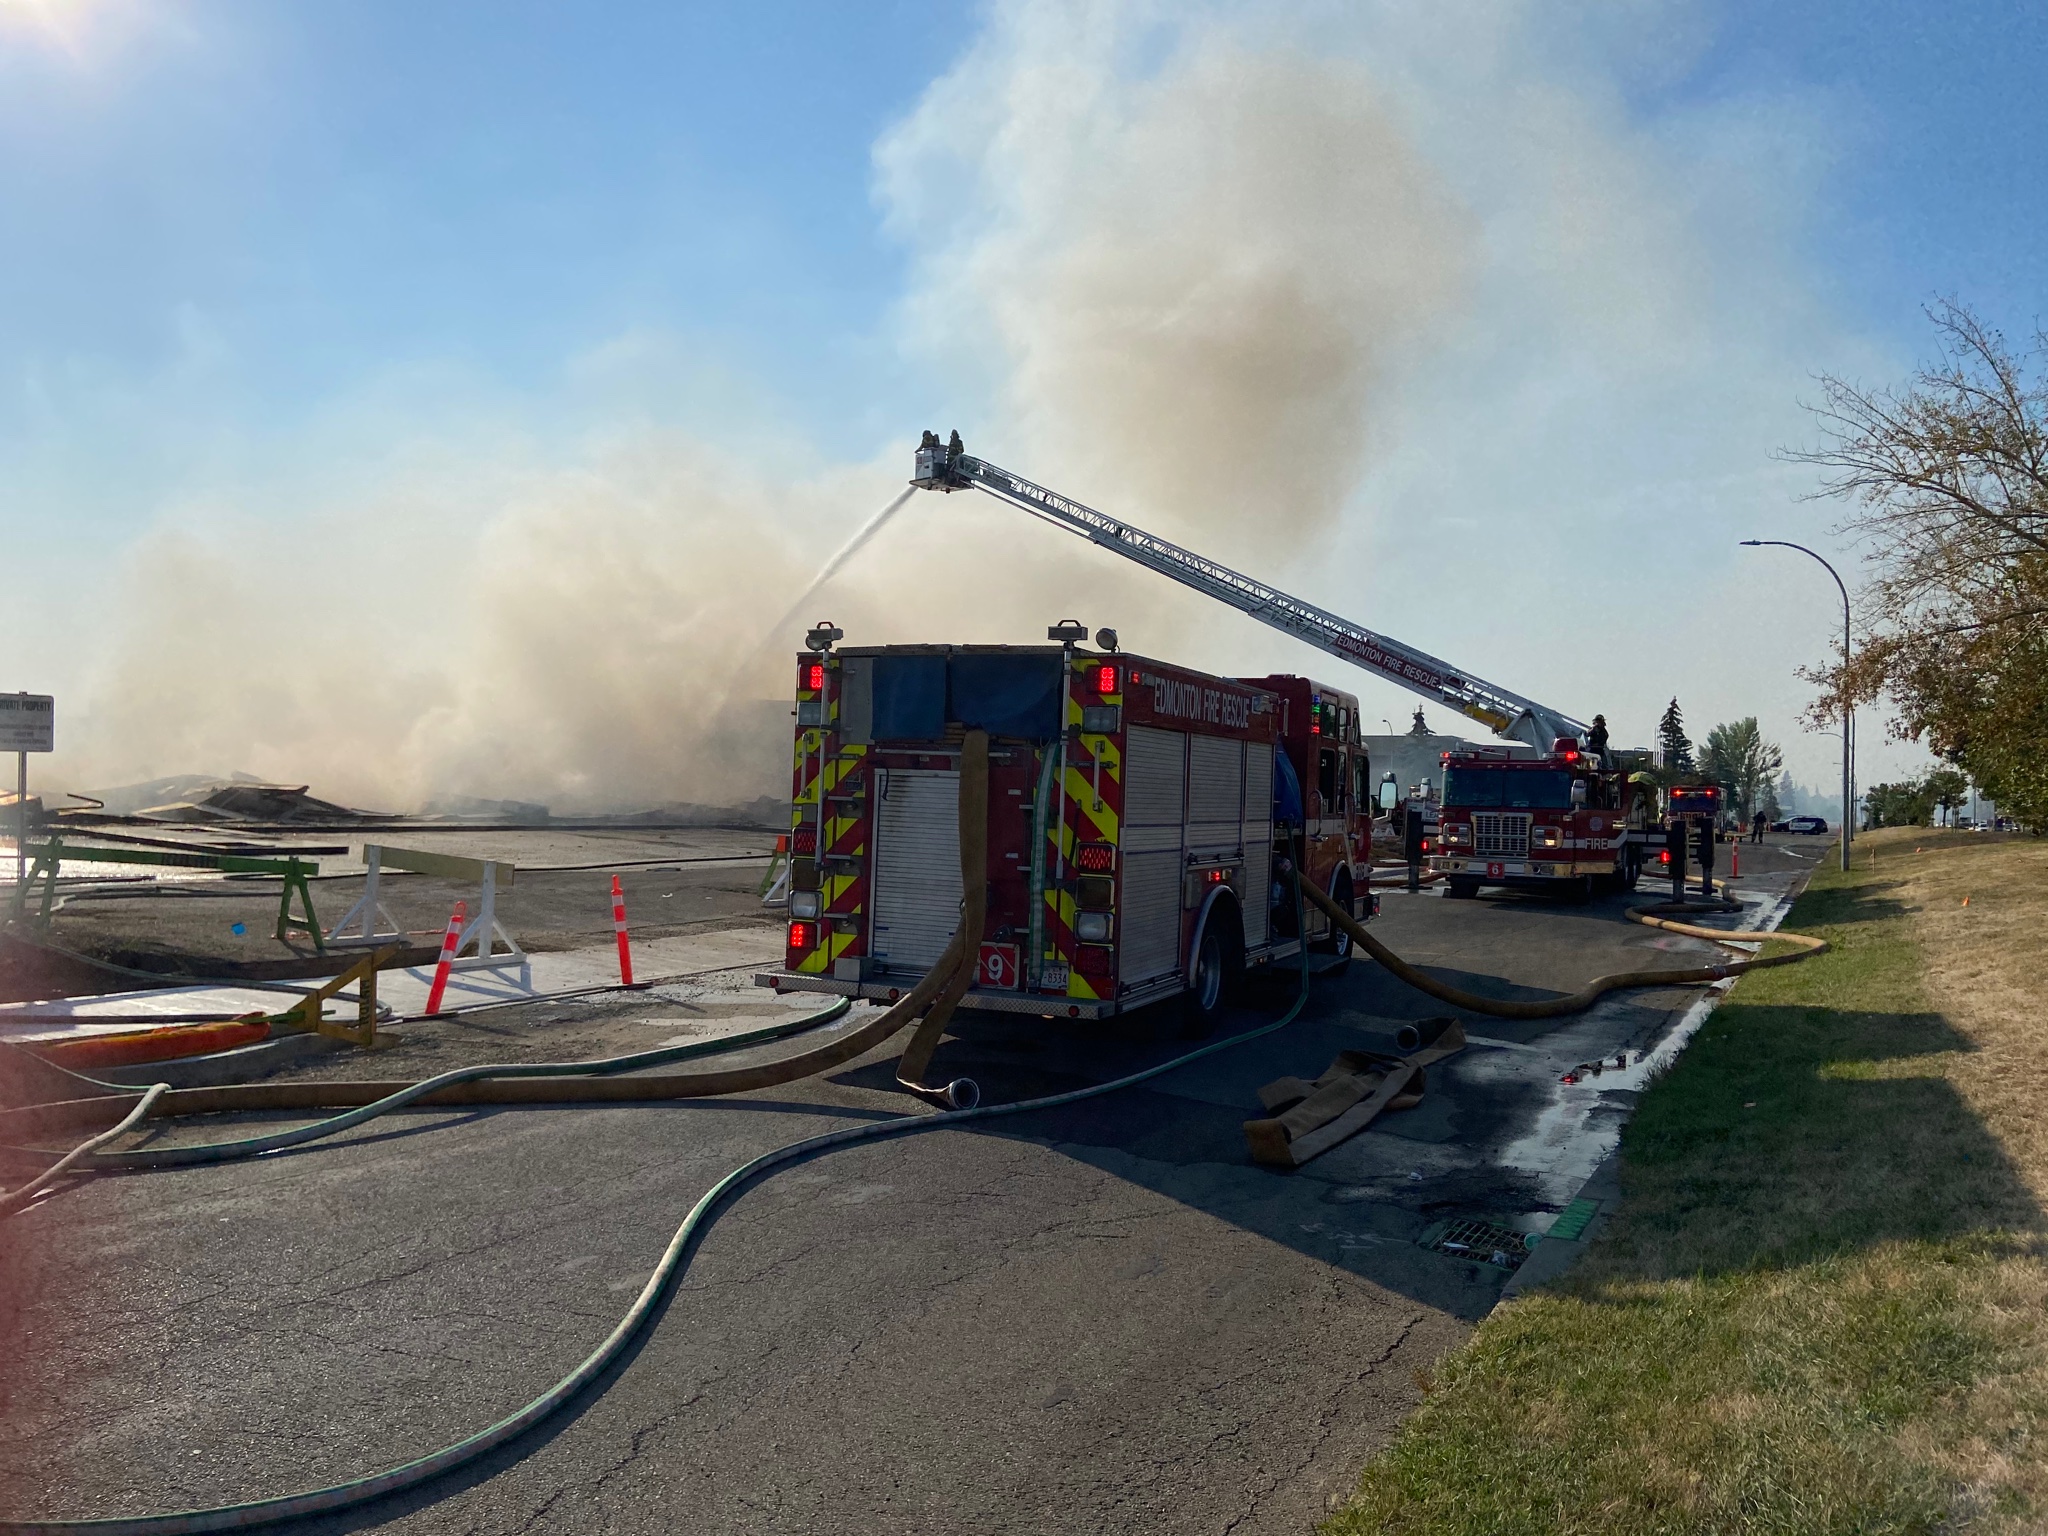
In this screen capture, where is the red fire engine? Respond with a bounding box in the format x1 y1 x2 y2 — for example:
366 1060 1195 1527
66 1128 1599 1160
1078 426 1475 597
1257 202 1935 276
1428 740 1662 900
759 635 1374 1023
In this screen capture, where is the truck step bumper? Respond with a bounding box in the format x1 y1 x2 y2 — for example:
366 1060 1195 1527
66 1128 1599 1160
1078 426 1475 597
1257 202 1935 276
754 970 1120 1020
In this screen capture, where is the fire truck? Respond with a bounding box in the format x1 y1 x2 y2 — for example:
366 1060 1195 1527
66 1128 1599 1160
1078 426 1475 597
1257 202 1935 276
758 636 1375 1023
1428 740 1663 900
878 433 1690 905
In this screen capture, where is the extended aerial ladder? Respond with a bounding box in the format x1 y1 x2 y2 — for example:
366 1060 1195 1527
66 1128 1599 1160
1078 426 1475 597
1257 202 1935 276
910 431 1586 749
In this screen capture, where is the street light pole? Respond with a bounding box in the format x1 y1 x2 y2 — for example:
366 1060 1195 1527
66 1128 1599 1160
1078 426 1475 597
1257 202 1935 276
1741 540 1853 872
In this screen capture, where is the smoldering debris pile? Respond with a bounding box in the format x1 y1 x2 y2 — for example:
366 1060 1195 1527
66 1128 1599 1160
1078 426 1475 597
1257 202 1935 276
135 783 376 824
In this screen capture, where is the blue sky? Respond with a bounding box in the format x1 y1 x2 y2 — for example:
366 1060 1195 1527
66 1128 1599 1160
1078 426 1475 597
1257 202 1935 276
2 1 2043 808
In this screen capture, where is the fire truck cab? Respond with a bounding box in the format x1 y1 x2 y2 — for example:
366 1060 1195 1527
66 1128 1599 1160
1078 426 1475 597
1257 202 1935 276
759 640 1376 1023
1428 740 1660 900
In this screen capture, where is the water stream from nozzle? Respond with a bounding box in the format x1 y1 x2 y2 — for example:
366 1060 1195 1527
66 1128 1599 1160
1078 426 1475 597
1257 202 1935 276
708 485 918 724
767 485 915 645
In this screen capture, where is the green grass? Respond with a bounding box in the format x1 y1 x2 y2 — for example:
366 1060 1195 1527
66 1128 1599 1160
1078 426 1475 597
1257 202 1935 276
1326 840 2048 1535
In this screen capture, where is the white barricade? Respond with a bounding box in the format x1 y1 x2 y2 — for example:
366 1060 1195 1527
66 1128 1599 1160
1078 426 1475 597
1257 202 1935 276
331 844 526 975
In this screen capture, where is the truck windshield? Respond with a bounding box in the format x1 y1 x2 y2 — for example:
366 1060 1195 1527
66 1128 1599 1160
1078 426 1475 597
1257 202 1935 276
1443 767 1577 809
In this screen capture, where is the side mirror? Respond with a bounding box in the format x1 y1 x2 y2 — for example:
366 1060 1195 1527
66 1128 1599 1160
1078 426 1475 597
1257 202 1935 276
1378 779 1400 812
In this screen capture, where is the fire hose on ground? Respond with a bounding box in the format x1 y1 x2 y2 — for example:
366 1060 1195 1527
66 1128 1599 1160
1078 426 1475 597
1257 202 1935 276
0 733 1320 1536
3 738 1825 1532
1298 878 1826 1020
3 733 1008 1156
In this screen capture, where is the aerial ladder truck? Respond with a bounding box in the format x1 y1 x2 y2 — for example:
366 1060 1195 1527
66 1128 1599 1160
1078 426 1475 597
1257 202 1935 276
908 430 1670 900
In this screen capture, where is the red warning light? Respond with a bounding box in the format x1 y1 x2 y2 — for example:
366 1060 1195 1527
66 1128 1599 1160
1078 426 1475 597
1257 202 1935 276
805 662 825 691
1076 946 1114 978
1075 843 1115 874
787 920 814 950
1094 664 1117 696
792 826 818 855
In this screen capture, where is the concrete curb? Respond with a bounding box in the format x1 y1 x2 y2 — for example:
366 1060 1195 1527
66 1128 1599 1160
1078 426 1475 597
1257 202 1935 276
87 1031 349 1088
1502 1149 1620 1297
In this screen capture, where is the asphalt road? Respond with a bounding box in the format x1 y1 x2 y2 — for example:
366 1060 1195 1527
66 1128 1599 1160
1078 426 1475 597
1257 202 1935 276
2 842 1815 1535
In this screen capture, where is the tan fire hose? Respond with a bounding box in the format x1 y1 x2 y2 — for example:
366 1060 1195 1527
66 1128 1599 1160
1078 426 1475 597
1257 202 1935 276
1298 878 1826 1020
1242 1015 1468 1168
4 732 997 1147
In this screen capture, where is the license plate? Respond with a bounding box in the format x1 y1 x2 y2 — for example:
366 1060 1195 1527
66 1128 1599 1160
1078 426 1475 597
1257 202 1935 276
1038 964 1070 992
977 943 1020 989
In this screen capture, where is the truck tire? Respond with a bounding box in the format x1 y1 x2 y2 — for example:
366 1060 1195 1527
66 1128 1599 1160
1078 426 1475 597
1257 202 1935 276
1180 906 1244 1037
1310 874 1354 977
1445 878 1480 900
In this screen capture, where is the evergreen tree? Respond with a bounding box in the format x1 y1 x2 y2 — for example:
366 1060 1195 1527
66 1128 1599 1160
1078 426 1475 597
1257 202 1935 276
1656 698 1694 779
1774 770 1797 818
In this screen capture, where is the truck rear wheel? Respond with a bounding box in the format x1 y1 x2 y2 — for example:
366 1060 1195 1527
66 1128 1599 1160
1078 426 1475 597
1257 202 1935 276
1310 874 1354 977
1180 907 1244 1036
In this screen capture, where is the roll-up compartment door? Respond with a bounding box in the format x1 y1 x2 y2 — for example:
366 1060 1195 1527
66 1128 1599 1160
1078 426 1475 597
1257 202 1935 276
868 769 962 972
1241 841 1271 946
1124 726 1187 826
1187 735 1244 825
1121 850 1183 982
1242 744 1274 946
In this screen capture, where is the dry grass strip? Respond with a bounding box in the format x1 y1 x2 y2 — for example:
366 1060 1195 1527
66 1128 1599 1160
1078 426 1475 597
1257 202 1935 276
1327 827 2048 1535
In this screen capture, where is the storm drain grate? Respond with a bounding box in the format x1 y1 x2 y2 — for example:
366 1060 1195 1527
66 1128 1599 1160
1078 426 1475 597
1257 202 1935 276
1421 1218 1538 1269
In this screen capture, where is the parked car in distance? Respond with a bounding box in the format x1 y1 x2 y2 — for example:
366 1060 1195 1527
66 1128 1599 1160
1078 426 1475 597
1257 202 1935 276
1769 815 1830 835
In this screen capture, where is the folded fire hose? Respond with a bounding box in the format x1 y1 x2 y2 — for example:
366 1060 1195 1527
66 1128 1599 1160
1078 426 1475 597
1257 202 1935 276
1243 1016 1467 1169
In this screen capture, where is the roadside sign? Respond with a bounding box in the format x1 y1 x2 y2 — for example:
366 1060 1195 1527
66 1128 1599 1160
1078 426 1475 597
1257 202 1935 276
0 694 54 753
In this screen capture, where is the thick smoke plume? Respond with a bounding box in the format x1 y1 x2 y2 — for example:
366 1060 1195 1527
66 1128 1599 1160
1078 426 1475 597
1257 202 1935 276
880 14 1470 552
51 3 1471 813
